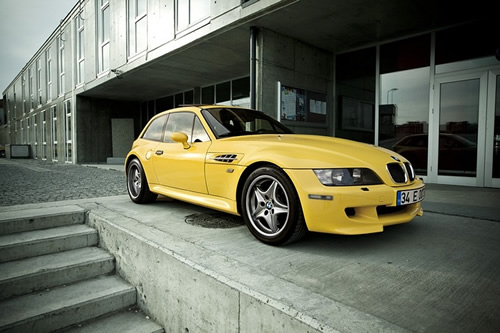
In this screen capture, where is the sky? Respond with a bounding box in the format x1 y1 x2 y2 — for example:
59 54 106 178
0 0 77 93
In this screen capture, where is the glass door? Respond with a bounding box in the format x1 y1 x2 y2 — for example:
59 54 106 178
485 70 500 188
431 72 487 186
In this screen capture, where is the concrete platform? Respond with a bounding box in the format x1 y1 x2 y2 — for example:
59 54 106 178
1 184 499 332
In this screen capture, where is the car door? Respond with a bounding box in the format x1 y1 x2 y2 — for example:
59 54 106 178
151 112 211 194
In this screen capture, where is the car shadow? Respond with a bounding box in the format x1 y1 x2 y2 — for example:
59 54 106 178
143 196 426 254
286 221 425 255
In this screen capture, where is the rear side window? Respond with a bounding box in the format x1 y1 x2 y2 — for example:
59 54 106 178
142 115 167 141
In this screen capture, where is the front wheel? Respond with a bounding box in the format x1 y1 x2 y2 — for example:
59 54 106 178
126 158 158 204
241 166 307 245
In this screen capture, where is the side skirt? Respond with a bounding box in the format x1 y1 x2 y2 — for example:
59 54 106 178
150 184 240 216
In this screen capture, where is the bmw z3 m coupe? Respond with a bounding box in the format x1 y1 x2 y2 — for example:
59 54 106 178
125 105 424 245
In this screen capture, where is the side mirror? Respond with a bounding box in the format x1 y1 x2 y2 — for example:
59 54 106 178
171 132 191 149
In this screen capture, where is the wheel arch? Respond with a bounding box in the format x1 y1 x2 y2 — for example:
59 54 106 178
235 161 301 216
125 154 139 176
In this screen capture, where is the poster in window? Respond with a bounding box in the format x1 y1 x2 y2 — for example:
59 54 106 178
281 87 297 120
280 84 326 123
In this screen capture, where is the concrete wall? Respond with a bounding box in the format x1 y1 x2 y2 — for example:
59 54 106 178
258 29 333 135
87 206 327 333
76 97 140 163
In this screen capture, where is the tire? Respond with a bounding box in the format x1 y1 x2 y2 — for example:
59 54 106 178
126 158 158 204
241 166 307 245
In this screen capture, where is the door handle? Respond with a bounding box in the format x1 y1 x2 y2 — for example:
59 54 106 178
155 150 164 155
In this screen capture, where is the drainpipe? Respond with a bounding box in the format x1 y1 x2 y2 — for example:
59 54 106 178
250 27 258 110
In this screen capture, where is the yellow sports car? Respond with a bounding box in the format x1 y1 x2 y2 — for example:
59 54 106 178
125 105 424 245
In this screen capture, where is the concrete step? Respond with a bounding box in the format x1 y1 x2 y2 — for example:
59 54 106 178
0 247 115 300
0 275 136 333
0 205 86 235
0 224 98 263
61 308 164 333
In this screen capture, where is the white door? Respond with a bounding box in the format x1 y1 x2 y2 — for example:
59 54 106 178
431 69 500 188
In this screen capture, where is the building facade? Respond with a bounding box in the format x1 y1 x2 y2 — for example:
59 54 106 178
2 0 499 187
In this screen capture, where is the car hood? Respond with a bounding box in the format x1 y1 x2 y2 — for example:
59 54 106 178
209 134 405 169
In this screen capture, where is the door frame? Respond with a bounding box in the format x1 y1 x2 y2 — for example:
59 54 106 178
484 69 500 188
430 71 488 186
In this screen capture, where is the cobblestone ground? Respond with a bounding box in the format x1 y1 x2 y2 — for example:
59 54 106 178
0 158 127 207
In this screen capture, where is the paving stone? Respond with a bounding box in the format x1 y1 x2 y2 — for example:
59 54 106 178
0 159 127 207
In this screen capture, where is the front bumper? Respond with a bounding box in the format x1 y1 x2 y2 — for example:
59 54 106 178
285 169 424 235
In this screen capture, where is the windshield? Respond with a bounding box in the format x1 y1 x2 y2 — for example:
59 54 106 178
202 107 293 138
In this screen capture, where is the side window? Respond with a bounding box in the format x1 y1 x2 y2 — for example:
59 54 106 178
142 115 167 141
192 116 210 142
164 112 195 143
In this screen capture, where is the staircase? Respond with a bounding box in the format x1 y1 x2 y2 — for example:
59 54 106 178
0 205 163 333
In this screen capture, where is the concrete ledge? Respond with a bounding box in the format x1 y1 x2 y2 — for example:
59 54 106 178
106 157 126 165
86 203 404 333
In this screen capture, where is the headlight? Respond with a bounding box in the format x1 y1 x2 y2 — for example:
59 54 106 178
313 168 382 186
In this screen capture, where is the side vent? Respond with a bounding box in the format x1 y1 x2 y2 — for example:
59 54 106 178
214 154 238 163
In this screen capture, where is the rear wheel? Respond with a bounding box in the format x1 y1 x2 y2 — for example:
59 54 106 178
241 166 307 245
127 158 158 204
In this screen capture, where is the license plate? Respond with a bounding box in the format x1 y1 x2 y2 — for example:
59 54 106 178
397 186 425 206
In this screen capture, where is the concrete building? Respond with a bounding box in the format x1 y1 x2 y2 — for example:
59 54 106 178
2 0 499 187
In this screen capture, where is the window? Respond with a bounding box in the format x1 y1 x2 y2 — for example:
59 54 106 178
76 13 85 84
22 75 27 114
37 58 42 105
162 112 210 143
58 37 65 95
13 86 17 120
26 117 30 145
33 114 38 159
143 115 167 141
379 34 431 174
28 68 34 109
201 86 214 104
176 0 209 31
42 111 47 160
336 47 376 144
46 48 53 100
51 106 58 161
192 117 210 142
216 81 230 103
201 77 250 105
156 96 174 112
64 99 72 162
1 94 5 125
128 0 147 56
202 108 292 138
97 0 110 73
232 77 250 100
20 119 25 144
164 112 195 142
280 85 327 123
